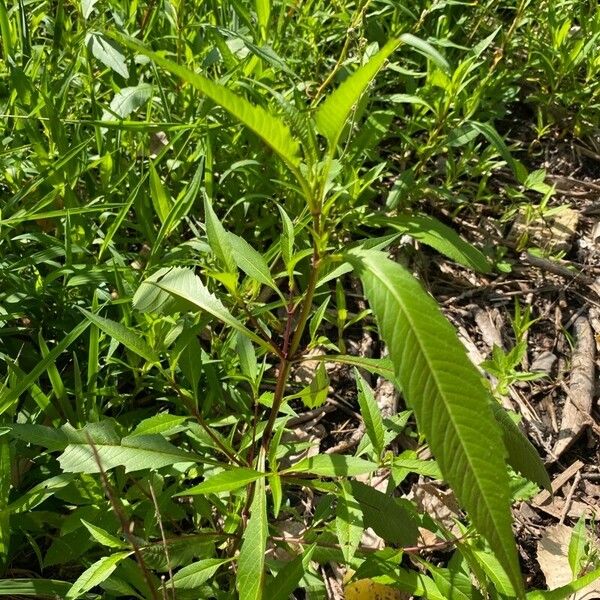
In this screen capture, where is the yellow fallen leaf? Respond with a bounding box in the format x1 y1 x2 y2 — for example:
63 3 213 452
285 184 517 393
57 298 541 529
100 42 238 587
344 578 405 600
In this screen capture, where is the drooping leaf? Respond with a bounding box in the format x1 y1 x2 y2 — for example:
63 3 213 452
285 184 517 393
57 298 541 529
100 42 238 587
315 38 400 150
489 403 551 492
133 267 271 351
177 468 264 496
110 33 303 173
236 470 267 600
77 308 159 363
399 33 450 73
372 213 492 273
347 248 523 597
354 369 385 457
284 455 378 478
65 551 132 599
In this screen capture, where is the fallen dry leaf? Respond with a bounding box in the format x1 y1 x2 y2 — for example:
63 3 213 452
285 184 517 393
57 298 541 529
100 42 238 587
536 523 600 599
344 579 407 600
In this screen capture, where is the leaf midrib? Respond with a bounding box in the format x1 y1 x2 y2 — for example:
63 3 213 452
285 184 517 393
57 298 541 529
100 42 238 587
362 256 514 574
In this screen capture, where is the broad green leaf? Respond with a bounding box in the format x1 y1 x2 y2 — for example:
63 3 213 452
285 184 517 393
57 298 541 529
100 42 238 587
399 33 450 73
284 455 378 477
80 519 125 549
77 308 159 363
349 481 419 547
336 482 363 563
236 466 267 600
204 195 236 273
526 567 600 600
149 161 172 224
0 319 91 417
85 32 128 78
111 33 302 172
373 213 491 273
428 565 483 600
489 403 551 492
354 370 385 457
347 249 523 597
315 38 400 149
168 558 230 590
106 84 153 119
66 551 132 599
129 414 188 437
58 427 197 473
133 267 271 351
178 468 264 496
227 232 278 291
264 544 315 600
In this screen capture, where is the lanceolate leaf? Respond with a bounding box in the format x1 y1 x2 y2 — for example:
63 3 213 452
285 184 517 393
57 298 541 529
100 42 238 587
347 248 523 598
283 455 378 478
315 38 400 150
0 319 91 417
77 308 159 363
372 213 492 273
227 232 278 291
177 468 264 496
236 471 268 600
58 428 198 473
111 33 303 173
204 195 237 273
489 403 551 492
65 551 132 599
168 558 231 590
354 369 385 457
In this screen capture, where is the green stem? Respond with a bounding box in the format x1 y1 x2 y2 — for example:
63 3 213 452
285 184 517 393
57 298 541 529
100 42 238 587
261 213 322 451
